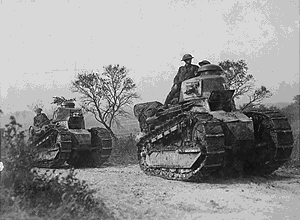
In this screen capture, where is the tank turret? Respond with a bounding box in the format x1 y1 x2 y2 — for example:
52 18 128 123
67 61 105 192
62 100 75 108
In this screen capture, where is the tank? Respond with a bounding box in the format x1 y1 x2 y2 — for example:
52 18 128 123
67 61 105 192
133 64 294 181
28 100 112 168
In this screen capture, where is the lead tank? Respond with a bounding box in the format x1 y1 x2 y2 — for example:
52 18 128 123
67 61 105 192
28 101 112 168
133 64 294 181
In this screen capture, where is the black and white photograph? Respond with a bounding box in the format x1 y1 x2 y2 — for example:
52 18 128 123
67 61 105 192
0 0 299 219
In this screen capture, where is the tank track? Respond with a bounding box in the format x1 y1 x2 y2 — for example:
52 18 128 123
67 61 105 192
243 110 294 175
137 112 225 182
86 127 112 167
34 129 72 168
96 128 113 164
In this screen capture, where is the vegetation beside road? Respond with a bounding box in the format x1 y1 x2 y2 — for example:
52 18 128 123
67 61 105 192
0 117 113 220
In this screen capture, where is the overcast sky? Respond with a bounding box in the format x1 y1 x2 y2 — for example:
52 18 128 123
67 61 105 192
0 0 299 114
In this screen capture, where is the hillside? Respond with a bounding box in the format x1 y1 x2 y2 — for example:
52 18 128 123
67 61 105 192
264 102 291 109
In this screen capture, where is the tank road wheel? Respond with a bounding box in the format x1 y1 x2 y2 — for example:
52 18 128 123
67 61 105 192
68 149 101 168
243 111 294 176
67 150 86 168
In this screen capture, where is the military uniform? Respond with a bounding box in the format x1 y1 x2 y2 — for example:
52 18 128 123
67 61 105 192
34 113 50 128
173 64 199 85
164 63 199 106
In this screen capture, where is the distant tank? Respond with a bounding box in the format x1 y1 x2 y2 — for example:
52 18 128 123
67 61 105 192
28 100 112 168
133 64 294 181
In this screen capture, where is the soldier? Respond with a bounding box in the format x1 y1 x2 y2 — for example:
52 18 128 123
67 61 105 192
33 108 50 128
164 54 199 107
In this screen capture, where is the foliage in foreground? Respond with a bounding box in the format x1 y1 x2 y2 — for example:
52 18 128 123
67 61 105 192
0 116 113 220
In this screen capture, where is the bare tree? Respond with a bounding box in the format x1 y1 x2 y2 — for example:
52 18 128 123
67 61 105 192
219 59 272 110
44 106 57 119
27 100 44 112
239 86 272 111
71 64 140 139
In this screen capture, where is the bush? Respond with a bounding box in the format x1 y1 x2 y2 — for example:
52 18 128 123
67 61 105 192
0 116 113 220
108 135 138 165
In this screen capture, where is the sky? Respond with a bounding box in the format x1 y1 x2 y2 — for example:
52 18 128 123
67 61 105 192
0 0 299 116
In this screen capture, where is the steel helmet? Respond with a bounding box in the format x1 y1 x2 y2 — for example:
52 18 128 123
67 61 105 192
181 54 194 61
35 108 42 113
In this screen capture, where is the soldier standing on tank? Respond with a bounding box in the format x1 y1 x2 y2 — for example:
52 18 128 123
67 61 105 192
33 108 50 128
164 54 199 107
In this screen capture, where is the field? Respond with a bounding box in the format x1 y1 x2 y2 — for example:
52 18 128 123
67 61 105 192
63 164 300 220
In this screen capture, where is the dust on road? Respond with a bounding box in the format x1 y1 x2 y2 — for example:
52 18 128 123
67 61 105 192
76 164 300 220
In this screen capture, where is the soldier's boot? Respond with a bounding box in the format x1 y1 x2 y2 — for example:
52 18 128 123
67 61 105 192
164 89 177 108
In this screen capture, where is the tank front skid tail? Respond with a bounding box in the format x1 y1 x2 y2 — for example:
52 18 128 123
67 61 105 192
34 130 72 168
243 110 294 175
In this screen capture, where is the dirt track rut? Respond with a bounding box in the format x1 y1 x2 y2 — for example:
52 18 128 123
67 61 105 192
75 164 300 220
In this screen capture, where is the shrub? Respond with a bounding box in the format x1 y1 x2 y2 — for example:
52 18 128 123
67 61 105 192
108 135 138 165
0 116 113 220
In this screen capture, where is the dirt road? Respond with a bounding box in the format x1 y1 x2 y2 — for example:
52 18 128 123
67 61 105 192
76 164 300 220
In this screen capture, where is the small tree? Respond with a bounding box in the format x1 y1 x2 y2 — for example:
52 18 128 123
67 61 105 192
281 95 300 122
43 105 56 119
27 99 44 112
293 94 300 105
239 86 272 111
219 59 272 111
71 64 140 139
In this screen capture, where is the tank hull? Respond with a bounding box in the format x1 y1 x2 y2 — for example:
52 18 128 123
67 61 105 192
135 64 294 181
135 103 294 181
30 127 112 168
